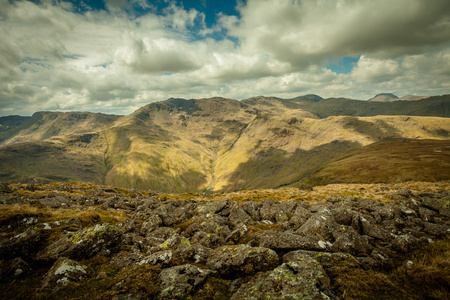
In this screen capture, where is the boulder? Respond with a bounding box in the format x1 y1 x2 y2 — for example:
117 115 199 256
284 250 360 269
39 223 122 260
191 231 224 248
231 252 334 300
241 201 261 221
228 205 253 225
421 197 445 211
184 215 232 239
296 207 339 242
331 226 372 255
158 264 214 299
140 251 173 266
258 231 331 251
287 205 312 230
41 257 94 292
206 244 279 276
226 223 249 243
150 233 191 254
172 244 212 265
330 205 355 226
390 234 420 253
259 200 292 223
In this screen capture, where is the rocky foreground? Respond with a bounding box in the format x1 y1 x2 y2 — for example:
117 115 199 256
0 182 449 299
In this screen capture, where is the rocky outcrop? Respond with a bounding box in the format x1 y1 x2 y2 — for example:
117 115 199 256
0 184 449 299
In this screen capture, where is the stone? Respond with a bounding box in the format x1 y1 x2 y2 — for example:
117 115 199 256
228 205 253 225
283 250 359 268
423 222 450 236
296 207 339 242
421 197 445 211
140 215 163 235
331 226 372 256
41 257 93 291
140 251 173 266
390 234 420 253
158 264 214 299
231 252 334 300
206 244 279 276
172 244 212 265
150 233 191 254
39 223 122 260
184 215 231 239
116 218 141 233
191 231 224 248
287 205 312 230
241 201 261 221
258 231 331 251
330 205 354 226
196 199 229 215
226 223 249 243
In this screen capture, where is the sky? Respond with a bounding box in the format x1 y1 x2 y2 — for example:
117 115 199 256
1 0 450 116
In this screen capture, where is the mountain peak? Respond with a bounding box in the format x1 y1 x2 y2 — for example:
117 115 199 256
368 93 398 102
290 94 323 102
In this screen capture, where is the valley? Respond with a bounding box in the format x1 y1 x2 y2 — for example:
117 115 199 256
0 94 449 193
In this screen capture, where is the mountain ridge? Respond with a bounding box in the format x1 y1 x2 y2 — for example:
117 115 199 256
1 94 449 192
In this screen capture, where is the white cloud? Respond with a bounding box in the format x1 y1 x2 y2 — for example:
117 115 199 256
0 0 449 116
351 56 401 83
227 0 450 66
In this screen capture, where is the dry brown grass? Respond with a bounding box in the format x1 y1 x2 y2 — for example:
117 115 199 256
193 181 450 204
309 139 450 185
0 203 128 228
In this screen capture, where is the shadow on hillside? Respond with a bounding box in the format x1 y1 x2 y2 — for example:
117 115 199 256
341 117 403 141
222 140 361 192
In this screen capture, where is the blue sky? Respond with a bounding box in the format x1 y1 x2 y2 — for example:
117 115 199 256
1 0 450 116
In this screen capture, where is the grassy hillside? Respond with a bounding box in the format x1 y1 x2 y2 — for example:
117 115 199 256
0 111 120 146
305 139 450 185
1 96 450 192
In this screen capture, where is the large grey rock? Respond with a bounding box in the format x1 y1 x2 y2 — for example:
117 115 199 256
287 205 312 230
158 264 214 299
242 201 261 221
41 257 93 292
228 205 253 225
284 250 360 270
38 223 122 260
331 226 372 255
184 215 232 239
206 244 279 276
296 207 339 242
390 234 420 253
231 252 334 300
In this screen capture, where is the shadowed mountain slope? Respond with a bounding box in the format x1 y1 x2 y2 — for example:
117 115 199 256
1 95 450 192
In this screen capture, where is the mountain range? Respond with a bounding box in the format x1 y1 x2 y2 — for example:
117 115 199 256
1 94 449 192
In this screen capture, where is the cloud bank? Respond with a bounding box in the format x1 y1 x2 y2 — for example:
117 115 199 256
1 0 449 116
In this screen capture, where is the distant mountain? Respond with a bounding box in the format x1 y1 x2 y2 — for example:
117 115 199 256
368 93 399 102
398 95 430 101
289 94 324 102
1 94 449 192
